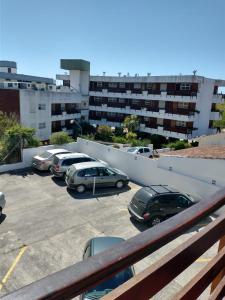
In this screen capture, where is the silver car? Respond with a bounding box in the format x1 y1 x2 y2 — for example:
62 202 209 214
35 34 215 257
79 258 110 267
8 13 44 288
32 149 71 171
51 153 104 178
0 192 6 216
65 162 129 193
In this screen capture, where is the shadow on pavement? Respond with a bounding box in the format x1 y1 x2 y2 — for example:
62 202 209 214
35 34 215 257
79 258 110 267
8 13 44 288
130 217 149 232
0 214 6 224
67 185 131 200
7 168 50 177
51 176 67 187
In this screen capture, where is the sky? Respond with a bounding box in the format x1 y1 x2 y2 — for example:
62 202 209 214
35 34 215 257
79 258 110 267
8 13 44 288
1 0 225 80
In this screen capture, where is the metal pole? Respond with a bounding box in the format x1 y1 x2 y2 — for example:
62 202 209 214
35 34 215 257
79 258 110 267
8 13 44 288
93 177 96 195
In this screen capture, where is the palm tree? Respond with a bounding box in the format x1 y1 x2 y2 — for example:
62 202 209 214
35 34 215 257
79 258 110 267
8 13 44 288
123 115 140 133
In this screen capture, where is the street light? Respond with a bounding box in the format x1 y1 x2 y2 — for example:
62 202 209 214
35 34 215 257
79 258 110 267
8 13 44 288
70 119 82 137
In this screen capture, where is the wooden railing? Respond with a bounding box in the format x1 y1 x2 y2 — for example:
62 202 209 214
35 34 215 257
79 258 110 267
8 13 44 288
1 188 225 300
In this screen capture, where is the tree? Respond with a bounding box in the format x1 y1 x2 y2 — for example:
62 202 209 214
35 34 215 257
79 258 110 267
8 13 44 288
0 112 18 136
123 115 140 133
95 125 113 142
50 132 74 145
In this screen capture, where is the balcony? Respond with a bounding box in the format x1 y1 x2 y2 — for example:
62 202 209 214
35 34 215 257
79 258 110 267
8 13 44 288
3 188 225 300
51 110 81 121
89 90 199 103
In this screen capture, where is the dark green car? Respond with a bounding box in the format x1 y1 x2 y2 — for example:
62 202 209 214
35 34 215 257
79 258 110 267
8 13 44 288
128 185 197 227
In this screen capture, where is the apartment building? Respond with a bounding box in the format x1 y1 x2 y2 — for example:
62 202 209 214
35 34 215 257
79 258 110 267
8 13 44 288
88 75 225 140
0 60 89 141
0 59 224 141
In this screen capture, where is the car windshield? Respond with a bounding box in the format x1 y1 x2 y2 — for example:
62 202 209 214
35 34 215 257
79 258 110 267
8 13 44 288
85 268 133 298
127 147 137 153
39 151 52 159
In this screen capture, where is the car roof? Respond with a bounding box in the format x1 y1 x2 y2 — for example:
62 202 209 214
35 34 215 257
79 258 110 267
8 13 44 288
143 185 179 196
89 237 125 256
55 152 89 160
47 149 70 154
71 161 106 170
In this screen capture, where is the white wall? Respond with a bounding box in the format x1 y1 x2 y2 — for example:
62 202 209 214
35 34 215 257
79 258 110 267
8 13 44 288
198 133 225 146
0 142 79 173
75 139 221 199
157 156 225 187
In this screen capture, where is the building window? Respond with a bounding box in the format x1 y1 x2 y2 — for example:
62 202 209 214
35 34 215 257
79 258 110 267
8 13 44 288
134 83 141 89
132 99 140 105
118 98 125 103
108 112 116 117
176 121 186 127
8 68 11 73
108 82 117 88
180 83 191 91
38 104 46 110
94 97 102 102
8 83 13 88
96 111 102 116
108 97 117 102
119 82 125 88
39 122 46 129
177 102 189 109
97 82 103 87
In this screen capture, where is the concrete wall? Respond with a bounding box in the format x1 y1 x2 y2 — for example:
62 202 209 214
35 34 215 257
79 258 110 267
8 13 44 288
75 139 221 199
157 156 225 187
0 142 79 173
198 133 225 146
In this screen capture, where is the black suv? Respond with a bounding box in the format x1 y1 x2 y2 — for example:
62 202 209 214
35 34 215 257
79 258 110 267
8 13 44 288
128 185 196 227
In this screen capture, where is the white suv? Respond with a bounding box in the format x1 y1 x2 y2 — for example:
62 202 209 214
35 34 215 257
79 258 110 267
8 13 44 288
126 147 153 158
0 192 6 216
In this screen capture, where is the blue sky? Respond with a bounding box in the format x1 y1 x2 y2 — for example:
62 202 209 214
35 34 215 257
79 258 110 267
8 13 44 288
1 0 225 79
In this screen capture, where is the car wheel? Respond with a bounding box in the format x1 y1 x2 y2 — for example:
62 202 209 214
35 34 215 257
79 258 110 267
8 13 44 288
76 184 86 194
116 180 124 189
149 216 162 227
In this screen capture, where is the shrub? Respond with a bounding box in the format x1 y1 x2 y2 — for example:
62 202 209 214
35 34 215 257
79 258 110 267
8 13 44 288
114 127 124 136
112 136 128 144
126 132 137 140
50 132 73 145
95 125 113 142
131 138 151 147
80 121 96 135
164 140 190 150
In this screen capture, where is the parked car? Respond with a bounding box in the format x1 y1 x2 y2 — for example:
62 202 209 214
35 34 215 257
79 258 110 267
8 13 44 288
128 185 196 227
0 192 6 216
81 236 134 299
32 149 71 171
126 147 153 158
51 153 107 178
65 162 129 193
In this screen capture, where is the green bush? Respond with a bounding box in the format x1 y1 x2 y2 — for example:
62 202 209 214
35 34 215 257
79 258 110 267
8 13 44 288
164 140 190 150
131 138 151 147
95 125 113 142
126 132 137 140
112 136 128 144
50 132 74 145
114 127 124 136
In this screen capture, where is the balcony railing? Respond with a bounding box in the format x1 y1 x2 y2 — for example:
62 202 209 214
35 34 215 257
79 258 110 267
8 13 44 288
2 188 225 300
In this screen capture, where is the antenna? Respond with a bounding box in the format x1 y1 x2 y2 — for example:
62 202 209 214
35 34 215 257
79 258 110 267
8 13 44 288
118 72 121 77
193 69 197 76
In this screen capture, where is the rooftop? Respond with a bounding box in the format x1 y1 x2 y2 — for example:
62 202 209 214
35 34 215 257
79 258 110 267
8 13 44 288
162 146 225 159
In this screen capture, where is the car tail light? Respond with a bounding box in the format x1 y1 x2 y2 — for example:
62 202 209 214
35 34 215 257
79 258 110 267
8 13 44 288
143 212 150 220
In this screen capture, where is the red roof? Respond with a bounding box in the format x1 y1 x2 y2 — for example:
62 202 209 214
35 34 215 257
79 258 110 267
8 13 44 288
161 146 225 159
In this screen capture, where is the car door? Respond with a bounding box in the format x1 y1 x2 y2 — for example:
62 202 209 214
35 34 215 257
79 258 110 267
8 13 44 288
173 194 191 214
154 195 174 218
97 167 116 187
137 148 144 156
82 168 99 188
143 148 151 157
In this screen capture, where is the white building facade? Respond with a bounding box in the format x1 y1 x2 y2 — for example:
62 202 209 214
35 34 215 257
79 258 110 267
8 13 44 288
0 59 224 141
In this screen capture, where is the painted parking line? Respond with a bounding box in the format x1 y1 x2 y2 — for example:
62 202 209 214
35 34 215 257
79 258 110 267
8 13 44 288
0 246 27 291
196 257 211 263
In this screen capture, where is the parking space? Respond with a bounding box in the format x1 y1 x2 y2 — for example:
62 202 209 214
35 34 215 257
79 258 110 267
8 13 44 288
0 168 219 298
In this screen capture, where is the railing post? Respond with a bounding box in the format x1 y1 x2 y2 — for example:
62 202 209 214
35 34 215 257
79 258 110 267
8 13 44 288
211 234 225 293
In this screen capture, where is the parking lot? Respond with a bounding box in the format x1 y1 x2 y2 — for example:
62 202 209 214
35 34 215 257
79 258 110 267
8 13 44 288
0 168 219 299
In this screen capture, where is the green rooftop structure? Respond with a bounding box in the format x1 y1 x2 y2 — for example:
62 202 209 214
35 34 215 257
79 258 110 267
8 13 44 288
60 59 90 71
